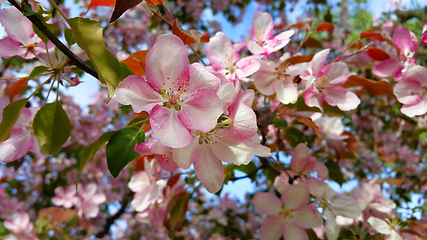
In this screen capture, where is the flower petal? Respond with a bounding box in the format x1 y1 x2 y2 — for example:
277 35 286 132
259 215 282 240
182 63 220 99
145 34 190 90
0 38 25 58
276 80 298 104
150 105 193 148
254 192 282 214
368 217 391 235
321 62 349 85
393 26 419 58
206 32 239 71
312 49 330 78
400 96 427 117
0 7 34 44
0 128 33 163
179 89 223 132
394 79 422 104
323 86 360 111
115 75 164 113
193 146 224 193
281 184 309 210
372 59 401 78
282 223 308 240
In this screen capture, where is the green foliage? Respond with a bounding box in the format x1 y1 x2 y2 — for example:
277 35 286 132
33 100 72 154
76 131 116 185
28 66 49 80
68 17 125 100
106 128 145 177
325 159 345 186
0 98 28 143
284 127 306 147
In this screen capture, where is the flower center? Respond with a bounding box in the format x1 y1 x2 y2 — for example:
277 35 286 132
279 206 293 221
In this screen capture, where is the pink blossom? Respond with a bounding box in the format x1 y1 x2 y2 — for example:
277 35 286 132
115 34 224 148
206 32 261 82
3 213 38 240
368 217 403 240
289 143 328 181
75 183 106 219
298 49 360 111
128 159 166 212
308 179 361 240
51 185 78 208
373 26 419 81
0 98 40 163
0 7 52 59
254 184 323 240
422 23 427 47
394 65 427 117
254 53 298 104
246 12 294 55
171 92 270 193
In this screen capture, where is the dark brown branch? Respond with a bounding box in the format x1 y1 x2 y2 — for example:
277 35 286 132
95 191 134 238
6 0 99 79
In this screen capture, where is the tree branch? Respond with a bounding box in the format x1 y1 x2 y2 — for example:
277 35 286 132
6 0 99 79
95 190 134 238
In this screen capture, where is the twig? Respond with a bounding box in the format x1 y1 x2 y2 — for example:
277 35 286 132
6 0 99 79
95 190 134 238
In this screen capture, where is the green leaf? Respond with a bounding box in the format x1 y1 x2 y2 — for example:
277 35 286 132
76 131 116 185
420 132 427 143
33 101 71 154
28 66 49 80
284 127 306 148
325 159 345 186
64 28 76 46
68 17 124 100
232 162 257 182
120 62 134 79
169 194 189 231
0 98 28 143
106 128 145 177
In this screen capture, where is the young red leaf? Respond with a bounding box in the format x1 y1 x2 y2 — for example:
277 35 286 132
360 32 385 41
120 50 149 76
146 0 164 4
367 48 391 61
88 0 115 9
172 20 210 45
8 77 28 102
316 22 334 32
343 75 396 99
110 0 143 23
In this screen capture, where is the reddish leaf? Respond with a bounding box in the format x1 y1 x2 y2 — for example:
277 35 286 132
399 229 427 239
110 0 143 23
289 23 305 29
172 20 210 45
38 207 78 224
8 78 28 102
88 0 115 9
360 32 385 41
384 178 405 186
296 118 320 136
283 54 315 66
407 220 427 229
120 50 149 76
303 37 323 49
316 22 334 32
343 131 357 155
367 48 391 61
343 75 396 99
146 0 163 4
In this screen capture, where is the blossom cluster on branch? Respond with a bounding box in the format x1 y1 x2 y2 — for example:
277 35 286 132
1 0 427 239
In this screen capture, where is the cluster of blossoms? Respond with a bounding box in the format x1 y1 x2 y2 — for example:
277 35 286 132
2 0 427 239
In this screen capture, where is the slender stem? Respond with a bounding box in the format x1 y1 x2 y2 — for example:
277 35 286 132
95 190 134 238
161 2 175 22
6 0 99 79
151 10 173 26
188 44 206 66
333 39 361 62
